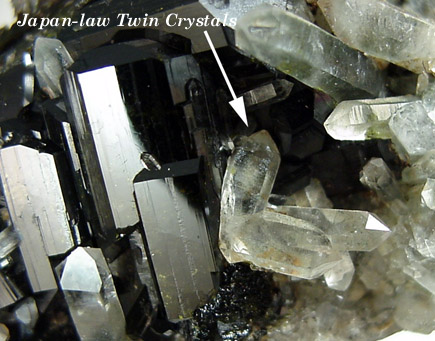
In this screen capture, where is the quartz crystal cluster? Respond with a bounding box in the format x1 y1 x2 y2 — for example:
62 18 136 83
2 0 435 340
220 131 390 289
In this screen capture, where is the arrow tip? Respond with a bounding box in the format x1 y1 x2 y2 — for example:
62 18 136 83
229 97 248 126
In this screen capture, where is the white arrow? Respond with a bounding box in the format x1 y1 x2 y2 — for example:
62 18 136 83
204 30 248 126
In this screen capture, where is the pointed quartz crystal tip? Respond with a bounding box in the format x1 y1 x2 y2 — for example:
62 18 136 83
318 0 435 74
56 247 126 340
422 178 435 210
324 96 414 141
60 247 102 293
220 205 390 279
235 4 385 101
34 37 73 98
221 130 280 219
360 158 402 201
324 94 435 160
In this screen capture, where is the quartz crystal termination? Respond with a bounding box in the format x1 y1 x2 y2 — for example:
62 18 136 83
219 130 390 280
34 37 73 98
324 94 435 160
56 247 126 340
318 0 435 74
235 4 385 102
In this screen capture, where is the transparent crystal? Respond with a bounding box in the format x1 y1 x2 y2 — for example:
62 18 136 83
34 37 73 98
57 247 126 340
323 252 355 291
402 150 435 184
388 101 435 159
324 96 414 141
270 178 333 209
60 248 102 293
421 178 435 210
394 285 435 334
360 158 402 201
318 0 435 74
235 4 385 101
220 130 280 220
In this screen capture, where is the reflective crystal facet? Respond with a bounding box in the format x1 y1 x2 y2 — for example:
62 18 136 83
318 0 435 74
421 178 435 210
57 247 126 340
34 37 73 98
324 252 355 291
235 4 385 101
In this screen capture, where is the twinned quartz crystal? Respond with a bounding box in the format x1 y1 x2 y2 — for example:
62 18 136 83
220 130 390 286
235 4 385 101
318 0 435 74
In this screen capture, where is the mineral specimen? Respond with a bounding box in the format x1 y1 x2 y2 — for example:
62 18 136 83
235 4 385 101
220 130 390 282
318 0 435 74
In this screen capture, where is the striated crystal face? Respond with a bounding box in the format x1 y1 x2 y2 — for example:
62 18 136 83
235 4 385 101
318 0 435 74
324 96 414 141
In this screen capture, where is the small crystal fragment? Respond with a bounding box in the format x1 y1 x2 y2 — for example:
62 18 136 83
318 0 435 74
57 247 126 340
324 252 355 291
235 4 386 101
402 150 435 184
421 178 435 210
34 37 73 98
0 226 20 259
360 158 402 201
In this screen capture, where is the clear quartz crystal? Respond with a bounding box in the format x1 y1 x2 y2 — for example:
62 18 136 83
235 4 385 101
421 178 435 210
34 37 73 98
360 158 402 201
220 130 280 220
220 131 391 279
57 247 126 340
402 150 435 184
324 96 414 141
388 101 435 158
324 252 355 291
318 0 435 74
324 94 435 160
